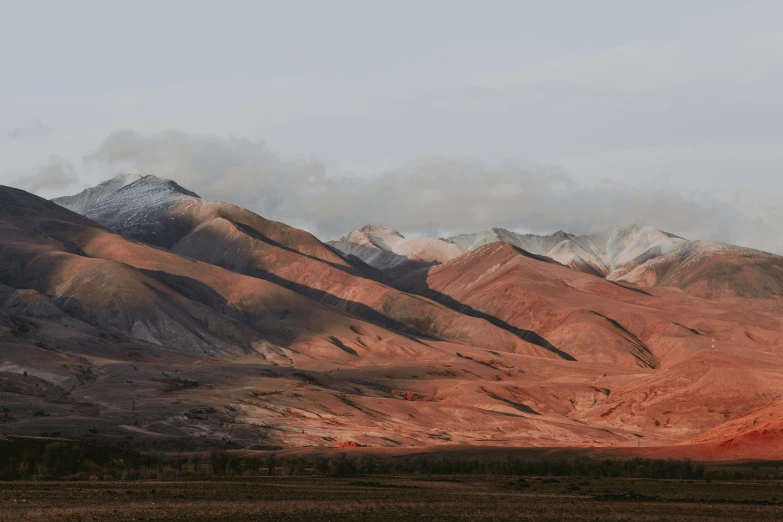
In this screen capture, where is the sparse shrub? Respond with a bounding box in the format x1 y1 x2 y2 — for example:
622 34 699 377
244 456 263 475
266 453 277 476
227 455 242 476
210 449 228 475
43 442 85 477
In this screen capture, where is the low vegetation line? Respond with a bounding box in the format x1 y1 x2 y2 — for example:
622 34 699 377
2 436 781 482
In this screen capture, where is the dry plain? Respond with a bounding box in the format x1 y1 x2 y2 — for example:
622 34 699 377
2 475 783 521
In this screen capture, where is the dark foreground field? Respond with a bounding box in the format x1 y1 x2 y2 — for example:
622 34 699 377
1 476 782 521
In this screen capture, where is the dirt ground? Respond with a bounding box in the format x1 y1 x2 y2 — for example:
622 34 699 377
1 475 782 521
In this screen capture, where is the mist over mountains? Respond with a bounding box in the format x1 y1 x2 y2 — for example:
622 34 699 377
91 131 783 251
9 129 779 255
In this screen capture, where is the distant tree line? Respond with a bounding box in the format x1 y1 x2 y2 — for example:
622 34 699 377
1 437 779 481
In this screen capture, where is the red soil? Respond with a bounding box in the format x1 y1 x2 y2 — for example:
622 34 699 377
2 185 783 461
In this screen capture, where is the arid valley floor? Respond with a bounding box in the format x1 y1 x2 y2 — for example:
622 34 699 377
3 474 783 522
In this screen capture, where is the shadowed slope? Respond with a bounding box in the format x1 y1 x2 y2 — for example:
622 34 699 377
55 175 566 359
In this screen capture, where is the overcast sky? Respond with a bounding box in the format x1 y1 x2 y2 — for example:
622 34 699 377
2 1 783 250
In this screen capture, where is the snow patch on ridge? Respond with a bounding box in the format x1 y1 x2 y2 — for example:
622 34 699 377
54 174 199 241
444 223 688 278
328 224 466 275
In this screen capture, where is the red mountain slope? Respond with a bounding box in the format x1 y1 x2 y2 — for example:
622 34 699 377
0 176 778 460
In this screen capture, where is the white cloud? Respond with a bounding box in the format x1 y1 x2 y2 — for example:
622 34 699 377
3 5 782 254
86 130 783 254
11 156 78 197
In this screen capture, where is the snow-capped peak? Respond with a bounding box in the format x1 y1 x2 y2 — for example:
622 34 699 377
54 173 201 237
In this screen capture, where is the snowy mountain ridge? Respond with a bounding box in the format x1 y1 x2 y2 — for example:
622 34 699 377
53 173 200 246
54 173 689 282
444 224 687 277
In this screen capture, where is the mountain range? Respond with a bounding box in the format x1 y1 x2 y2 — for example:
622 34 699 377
0 173 781 459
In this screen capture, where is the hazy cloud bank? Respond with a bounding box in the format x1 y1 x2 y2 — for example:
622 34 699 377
84 130 783 254
7 120 53 141
11 156 78 195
